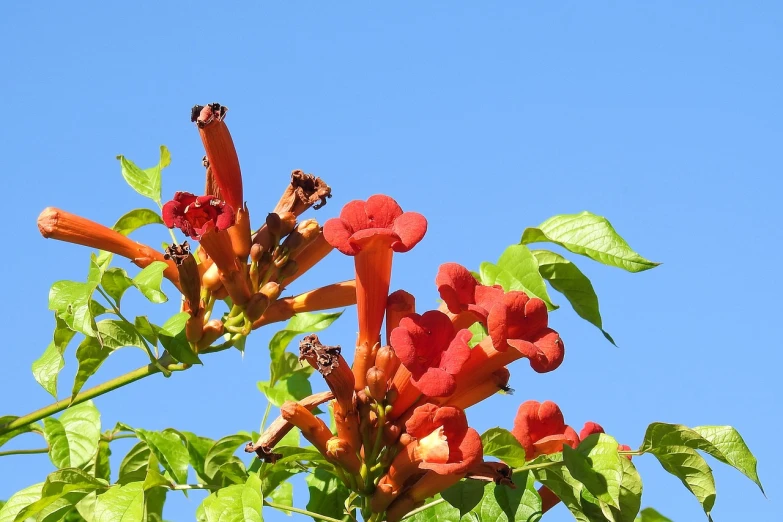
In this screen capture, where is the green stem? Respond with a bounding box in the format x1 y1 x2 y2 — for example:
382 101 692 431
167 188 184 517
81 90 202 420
259 402 273 433
169 483 218 491
264 500 344 522
96 287 169 375
0 447 49 457
0 358 186 435
401 498 445 519
101 432 137 443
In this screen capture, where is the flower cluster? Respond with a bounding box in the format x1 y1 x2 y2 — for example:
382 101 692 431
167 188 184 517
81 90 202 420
249 193 592 520
38 103 350 353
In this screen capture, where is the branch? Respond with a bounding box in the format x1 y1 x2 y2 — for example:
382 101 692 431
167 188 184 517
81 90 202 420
265 500 344 522
401 498 445 519
0 448 48 457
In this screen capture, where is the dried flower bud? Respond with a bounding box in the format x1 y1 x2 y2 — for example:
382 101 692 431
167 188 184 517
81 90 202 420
299 335 354 409
273 170 332 216
164 242 201 312
366 366 388 402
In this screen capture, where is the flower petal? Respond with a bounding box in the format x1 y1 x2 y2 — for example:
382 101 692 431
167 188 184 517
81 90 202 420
391 211 427 253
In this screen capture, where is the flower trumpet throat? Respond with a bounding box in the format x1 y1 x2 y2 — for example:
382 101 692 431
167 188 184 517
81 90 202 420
38 207 180 290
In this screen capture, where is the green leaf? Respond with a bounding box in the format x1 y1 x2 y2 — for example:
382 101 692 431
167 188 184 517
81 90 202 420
118 442 152 482
32 343 66 399
97 319 147 351
0 416 40 452
113 209 164 236
257 373 313 407
480 428 528 468
403 496 461 522
156 313 201 365
268 312 343 385
15 469 107 522
531 453 592 522
616 457 643 522
692 425 764 493
143 453 171 491
564 435 623 511
644 444 715 519
132 262 169 304
467 322 487 348
268 481 293 514
92 482 145 522
32 316 77 398
134 430 189 485
117 148 166 204
521 211 659 273
144 486 167 522
203 434 251 485
495 244 558 310
71 337 111 400
635 507 673 522
176 431 216 484
469 471 542 522
83 440 112 483
43 402 101 469
49 280 99 337
101 268 134 305
0 483 43 522
196 474 263 522
305 469 349 521
532 249 615 344
479 261 558 311
134 316 159 346
441 480 485 518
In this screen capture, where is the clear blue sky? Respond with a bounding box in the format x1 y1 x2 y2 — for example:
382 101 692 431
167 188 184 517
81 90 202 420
1 2 780 520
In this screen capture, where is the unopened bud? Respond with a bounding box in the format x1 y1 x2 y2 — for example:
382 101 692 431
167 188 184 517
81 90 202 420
196 320 224 350
385 387 399 405
326 437 352 459
212 285 228 300
250 243 264 263
185 312 204 343
375 346 400 379
244 292 271 323
399 433 413 446
277 260 298 280
260 282 281 301
267 211 297 238
282 219 320 258
383 423 401 446
228 206 252 259
252 225 273 251
202 263 222 291
366 366 388 402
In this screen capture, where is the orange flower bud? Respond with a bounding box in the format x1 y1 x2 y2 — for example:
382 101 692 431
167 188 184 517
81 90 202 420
366 366 388 402
228 205 252 260
201 262 222 292
200 228 252 306
282 219 320 258
250 243 264 263
185 311 204 343
252 280 357 329
196 319 224 351
192 103 243 212
375 345 400 380
259 282 281 301
280 233 333 287
441 367 511 410
386 290 415 346
38 207 180 290
244 292 271 323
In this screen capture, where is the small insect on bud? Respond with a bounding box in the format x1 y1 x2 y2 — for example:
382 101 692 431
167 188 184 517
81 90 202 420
366 366 388 402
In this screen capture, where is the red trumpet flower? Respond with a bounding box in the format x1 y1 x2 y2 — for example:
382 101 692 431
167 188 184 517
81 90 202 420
391 311 471 398
511 400 579 460
324 195 427 389
162 192 235 241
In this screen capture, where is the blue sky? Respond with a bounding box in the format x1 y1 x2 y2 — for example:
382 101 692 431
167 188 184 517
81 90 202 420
1 2 781 520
